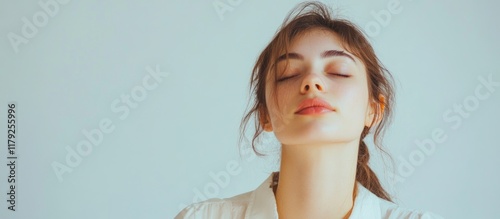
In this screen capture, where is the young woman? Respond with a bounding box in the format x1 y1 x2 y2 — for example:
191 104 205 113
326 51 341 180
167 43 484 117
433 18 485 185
176 1 443 218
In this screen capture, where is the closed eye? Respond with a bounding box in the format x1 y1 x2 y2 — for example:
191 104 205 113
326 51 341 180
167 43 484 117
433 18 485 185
328 73 351 78
277 74 299 82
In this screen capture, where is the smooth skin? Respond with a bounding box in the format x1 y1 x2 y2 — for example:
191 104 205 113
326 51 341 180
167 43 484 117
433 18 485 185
259 28 384 219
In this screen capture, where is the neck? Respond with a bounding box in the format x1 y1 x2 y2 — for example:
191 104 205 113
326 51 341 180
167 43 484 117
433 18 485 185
275 141 359 219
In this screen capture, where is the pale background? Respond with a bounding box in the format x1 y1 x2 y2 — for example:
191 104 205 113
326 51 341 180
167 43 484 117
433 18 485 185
0 0 499 218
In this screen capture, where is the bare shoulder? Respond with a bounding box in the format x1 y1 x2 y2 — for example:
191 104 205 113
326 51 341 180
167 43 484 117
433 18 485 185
174 191 253 219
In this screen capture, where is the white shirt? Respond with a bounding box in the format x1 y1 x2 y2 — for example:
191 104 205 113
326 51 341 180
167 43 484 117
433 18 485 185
175 173 444 219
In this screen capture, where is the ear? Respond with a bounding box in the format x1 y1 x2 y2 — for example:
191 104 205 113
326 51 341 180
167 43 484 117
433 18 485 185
365 94 386 128
259 106 273 132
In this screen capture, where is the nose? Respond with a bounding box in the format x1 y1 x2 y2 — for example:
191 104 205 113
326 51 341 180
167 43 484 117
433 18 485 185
300 74 325 94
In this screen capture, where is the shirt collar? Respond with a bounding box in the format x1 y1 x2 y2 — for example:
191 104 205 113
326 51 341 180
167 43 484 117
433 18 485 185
245 173 381 219
349 181 382 218
244 173 279 218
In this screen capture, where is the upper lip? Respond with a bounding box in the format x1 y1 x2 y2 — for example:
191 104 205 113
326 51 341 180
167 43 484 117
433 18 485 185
295 97 335 113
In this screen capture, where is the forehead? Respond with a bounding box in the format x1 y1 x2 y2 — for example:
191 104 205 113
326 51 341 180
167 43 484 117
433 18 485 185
288 28 346 55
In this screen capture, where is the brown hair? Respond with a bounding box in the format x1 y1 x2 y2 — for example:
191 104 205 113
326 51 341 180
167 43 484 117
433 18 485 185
239 1 395 202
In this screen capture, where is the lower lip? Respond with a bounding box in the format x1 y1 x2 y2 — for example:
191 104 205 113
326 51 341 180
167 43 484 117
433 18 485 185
295 107 334 115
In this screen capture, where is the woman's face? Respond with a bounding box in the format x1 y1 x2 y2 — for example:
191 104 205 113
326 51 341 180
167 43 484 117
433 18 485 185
262 28 376 146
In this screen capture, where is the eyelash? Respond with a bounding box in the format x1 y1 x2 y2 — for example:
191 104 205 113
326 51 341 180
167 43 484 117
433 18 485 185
277 75 298 82
329 73 351 78
277 73 350 82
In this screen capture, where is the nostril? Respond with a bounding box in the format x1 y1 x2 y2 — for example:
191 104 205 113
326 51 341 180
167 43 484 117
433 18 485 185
316 84 321 90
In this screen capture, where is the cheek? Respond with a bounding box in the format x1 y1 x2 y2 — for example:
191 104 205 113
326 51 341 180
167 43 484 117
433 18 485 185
335 82 370 114
268 89 289 119
275 86 293 107
264 84 282 119
264 85 294 128
265 81 287 106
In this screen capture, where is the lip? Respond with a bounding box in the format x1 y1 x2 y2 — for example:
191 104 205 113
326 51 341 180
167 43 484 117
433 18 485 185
295 98 335 115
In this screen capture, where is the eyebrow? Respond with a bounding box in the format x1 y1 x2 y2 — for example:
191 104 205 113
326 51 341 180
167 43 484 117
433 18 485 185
275 49 356 64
